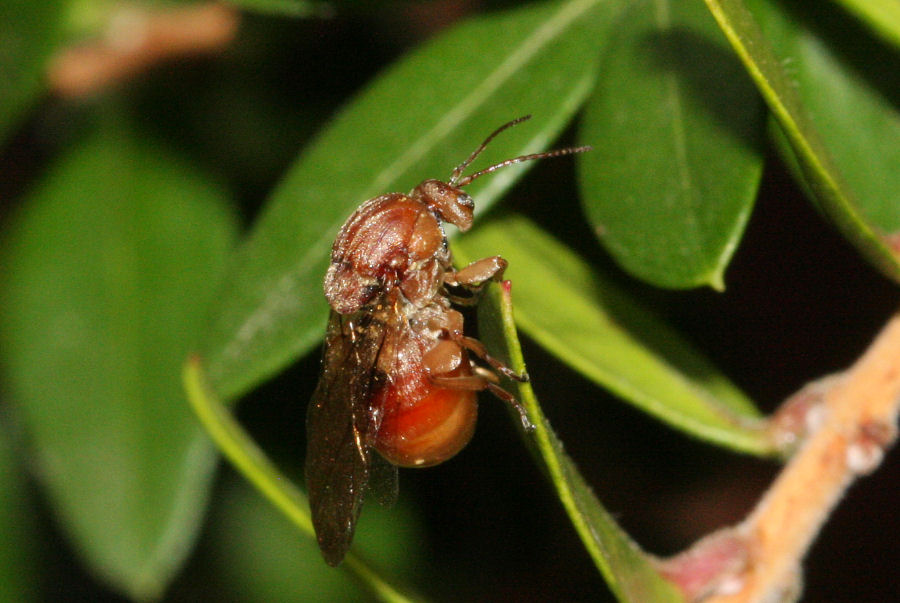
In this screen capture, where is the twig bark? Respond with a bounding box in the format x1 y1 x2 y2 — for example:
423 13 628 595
705 311 900 602
48 2 239 98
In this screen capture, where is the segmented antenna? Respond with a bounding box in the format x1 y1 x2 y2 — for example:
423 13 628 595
448 115 591 188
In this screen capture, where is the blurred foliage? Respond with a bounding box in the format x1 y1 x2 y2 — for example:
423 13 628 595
0 0 898 601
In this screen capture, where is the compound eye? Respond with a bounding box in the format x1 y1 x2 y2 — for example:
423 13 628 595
417 180 475 231
442 192 474 232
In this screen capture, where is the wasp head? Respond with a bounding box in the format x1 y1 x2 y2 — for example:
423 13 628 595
412 179 475 232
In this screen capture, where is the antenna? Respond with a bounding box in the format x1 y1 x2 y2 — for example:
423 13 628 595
448 115 591 188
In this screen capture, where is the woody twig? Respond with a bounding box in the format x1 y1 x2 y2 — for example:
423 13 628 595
661 310 900 602
48 2 239 98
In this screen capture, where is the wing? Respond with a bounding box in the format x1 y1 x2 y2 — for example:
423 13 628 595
305 307 393 566
368 448 399 507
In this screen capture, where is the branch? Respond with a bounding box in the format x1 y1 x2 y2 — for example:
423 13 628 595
47 2 239 98
661 310 900 602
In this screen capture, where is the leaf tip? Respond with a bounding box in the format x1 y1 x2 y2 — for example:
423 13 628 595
708 273 727 292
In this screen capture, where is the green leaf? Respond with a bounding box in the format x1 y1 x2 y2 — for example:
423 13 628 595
183 357 423 602
0 124 239 599
579 0 764 290
200 0 624 400
476 277 684 602
758 1 900 238
455 214 774 456
830 0 900 47
0 426 38 601
0 0 66 146
701 0 900 282
209 475 423 602
222 0 327 18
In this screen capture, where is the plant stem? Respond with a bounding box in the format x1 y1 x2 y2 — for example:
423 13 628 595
708 311 900 601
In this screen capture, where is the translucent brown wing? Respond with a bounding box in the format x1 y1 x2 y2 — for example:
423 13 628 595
305 307 398 566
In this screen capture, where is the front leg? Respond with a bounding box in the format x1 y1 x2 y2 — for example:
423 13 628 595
443 256 507 305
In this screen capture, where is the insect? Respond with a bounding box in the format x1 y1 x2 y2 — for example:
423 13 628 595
306 116 591 566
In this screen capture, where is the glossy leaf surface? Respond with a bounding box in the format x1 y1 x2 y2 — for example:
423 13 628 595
754 0 900 242
830 0 900 46
455 215 772 455
579 0 764 290
702 0 900 281
475 275 684 602
0 125 238 599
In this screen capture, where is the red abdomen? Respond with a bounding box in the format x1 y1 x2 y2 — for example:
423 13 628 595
374 357 478 468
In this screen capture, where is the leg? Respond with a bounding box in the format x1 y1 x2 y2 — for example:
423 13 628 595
460 336 529 382
485 383 534 431
451 256 507 286
424 311 528 383
431 371 533 431
444 256 507 305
